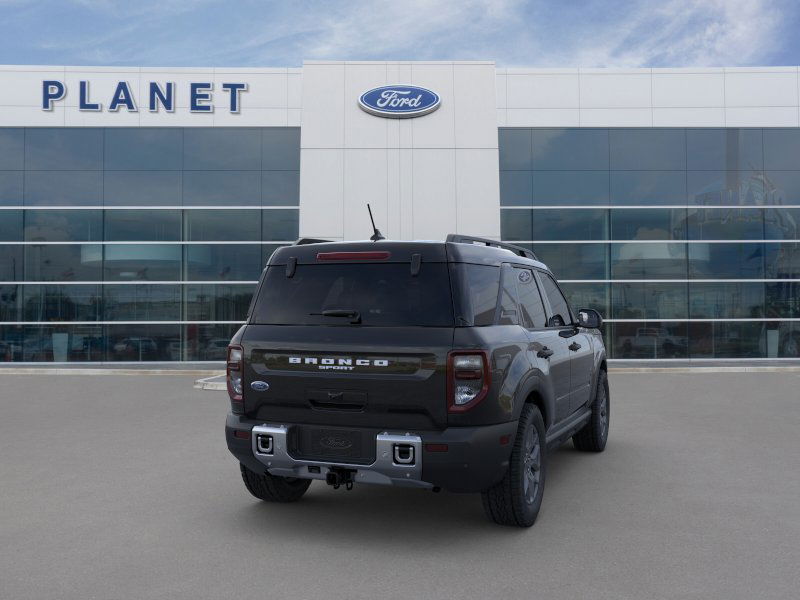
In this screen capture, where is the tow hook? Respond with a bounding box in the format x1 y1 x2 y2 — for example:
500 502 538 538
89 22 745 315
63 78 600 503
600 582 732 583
326 467 356 490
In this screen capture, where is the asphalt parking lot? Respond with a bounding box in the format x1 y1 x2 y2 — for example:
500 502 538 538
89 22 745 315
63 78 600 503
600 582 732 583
1 371 799 600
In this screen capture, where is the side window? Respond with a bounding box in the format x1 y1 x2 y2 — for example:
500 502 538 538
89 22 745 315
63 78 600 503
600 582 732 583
515 268 547 328
497 265 519 325
540 273 572 327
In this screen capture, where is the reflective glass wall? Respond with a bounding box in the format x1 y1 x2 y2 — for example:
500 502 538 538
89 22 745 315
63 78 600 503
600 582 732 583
500 128 800 359
0 127 299 362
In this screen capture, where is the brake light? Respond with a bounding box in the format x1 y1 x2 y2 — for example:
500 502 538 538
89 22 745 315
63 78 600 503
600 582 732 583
447 350 491 413
227 345 244 414
316 251 391 261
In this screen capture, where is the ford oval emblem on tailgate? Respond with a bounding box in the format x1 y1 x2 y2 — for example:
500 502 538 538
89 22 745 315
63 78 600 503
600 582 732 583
319 436 353 450
250 380 269 392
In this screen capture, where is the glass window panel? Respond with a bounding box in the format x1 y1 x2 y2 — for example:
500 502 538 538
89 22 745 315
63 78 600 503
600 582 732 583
0 171 23 205
22 285 101 321
539 273 572 326
0 285 21 321
764 170 800 204
24 209 102 242
262 209 299 241
686 129 763 171
24 244 102 281
774 322 800 358
262 170 299 206
532 171 609 206
515 269 548 328
499 171 533 206
0 129 24 170
183 128 261 170
529 209 607 241
498 267 519 326
500 209 532 241
765 242 800 279
531 243 608 280
262 128 300 170
688 282 765 319
104 171 182 206
452 264 500 327
611 171 687 205
611 208 687 240
185 284 255 321
106 324 181 361
0 325 24 361
184 209 260 241
611 282 687 320
687 170 771 205
689 322 766 358
498 129 532 170
25 128 103 170
185 244 263 281
560 282 609 319
104 285 181 320
24 171 103 206
689 243 765 279
105 209 181 241
183 171 260 206
610 129 685 170
763 129 800 170
687 207 764 240
765 282 800 318
103 245 181 281
0 245 23 281
611 243 687 279
184 323 240 361
22 325 104 362
532 129 609 170
104 128 182 171
0 209 22 241
612 321 688 359
763 208 800 240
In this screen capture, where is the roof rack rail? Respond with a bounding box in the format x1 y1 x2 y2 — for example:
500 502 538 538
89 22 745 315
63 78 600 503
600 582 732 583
295 237 333 245
445 234 538 260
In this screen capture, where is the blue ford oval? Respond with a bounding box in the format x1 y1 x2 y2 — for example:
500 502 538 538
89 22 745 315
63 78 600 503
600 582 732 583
250 381 269 392
358 85 440 118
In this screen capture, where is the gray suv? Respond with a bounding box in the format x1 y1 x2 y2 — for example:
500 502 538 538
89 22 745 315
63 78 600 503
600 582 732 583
225 235 609 527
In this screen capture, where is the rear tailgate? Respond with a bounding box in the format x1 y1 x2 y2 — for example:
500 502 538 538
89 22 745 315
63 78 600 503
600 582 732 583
242 325 453 430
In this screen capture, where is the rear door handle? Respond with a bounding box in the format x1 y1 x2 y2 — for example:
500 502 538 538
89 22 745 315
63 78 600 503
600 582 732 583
568 342 582 352
537 347 554 359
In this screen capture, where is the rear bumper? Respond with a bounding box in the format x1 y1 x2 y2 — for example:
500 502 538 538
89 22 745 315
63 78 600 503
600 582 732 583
226 413 517 493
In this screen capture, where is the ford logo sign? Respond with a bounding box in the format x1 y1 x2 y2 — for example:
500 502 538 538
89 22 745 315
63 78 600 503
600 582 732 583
319 436 353 450
358 85 440 118
250 381 269 392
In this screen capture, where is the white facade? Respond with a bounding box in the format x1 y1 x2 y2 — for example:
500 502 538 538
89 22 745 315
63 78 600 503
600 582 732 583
3 62 800 242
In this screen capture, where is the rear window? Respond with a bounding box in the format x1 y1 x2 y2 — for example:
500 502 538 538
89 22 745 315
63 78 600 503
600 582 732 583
251 263 454 326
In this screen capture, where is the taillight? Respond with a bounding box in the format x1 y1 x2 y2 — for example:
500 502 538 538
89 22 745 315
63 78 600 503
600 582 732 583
447 350 491 413
227 345 244 413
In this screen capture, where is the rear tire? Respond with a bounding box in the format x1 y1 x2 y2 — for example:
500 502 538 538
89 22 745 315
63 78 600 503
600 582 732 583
240 463 312 502
481 404 546 527
572 369 609 452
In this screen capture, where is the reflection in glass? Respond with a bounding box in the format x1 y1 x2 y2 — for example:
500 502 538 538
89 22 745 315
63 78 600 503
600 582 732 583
610 129 685 170
763 129 800 170
501 210 531 241
23 285 101 321
774 322 800 357
185 284 255 321
105 324 181 361
184 209 260 241
183 128 261 170
24 244 102 281
185 323 240 361
500 171 532 206
262 209 299 241
104 285 181 320
533 171 609 206
533 129 609 170
105 209 181 241
560 283 609 318
262 171 300 206
530 209 608 241
686 129 763 171
612 321 688 359
0 285 20 321
185 244 263 281
611 243 687 279
0 170 23 205
25 128 103 170
104 171 182 206
687 170 774 205
24 171 103 206
612 282 687 319
688 282 764 319
689 243 764 279
262 128 301 170
765 242 800 278
0 129 24 170
0 246 23 281
687 207 764 240
24 210 102 242
499 129 532 170
104 128 182 170
0 209 22 241
182 171 260 206
531 243 608 280
611 171 686 205
611 208 687 240
22 324 104 362
103 245 181 281
766 282 800 318
689 322 765 358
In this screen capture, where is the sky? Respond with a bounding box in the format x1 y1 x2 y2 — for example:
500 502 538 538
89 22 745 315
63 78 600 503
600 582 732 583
0 0 798 68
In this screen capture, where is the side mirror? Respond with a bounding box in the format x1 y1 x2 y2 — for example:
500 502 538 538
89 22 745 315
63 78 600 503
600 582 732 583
577 308 603 329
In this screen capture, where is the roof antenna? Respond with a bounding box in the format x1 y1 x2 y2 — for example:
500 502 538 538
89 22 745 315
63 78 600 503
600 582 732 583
367 203 385 242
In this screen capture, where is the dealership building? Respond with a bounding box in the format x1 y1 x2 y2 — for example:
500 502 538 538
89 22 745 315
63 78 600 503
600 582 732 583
0 61 799 362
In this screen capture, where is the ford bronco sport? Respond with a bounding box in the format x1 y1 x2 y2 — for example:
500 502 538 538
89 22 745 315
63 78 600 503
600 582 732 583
225 234 609 527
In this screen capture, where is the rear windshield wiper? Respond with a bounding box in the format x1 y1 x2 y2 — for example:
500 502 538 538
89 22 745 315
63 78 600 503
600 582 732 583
310 309 362 324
